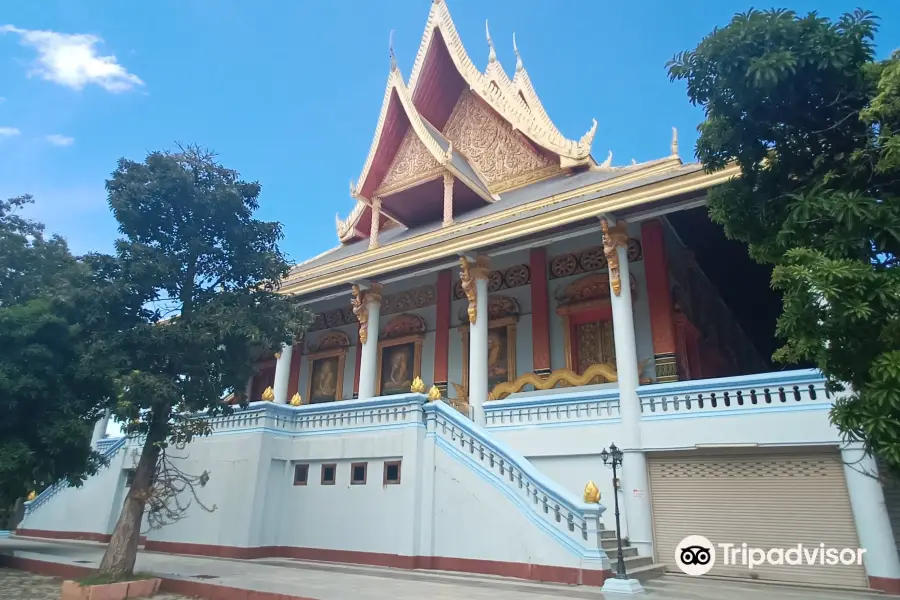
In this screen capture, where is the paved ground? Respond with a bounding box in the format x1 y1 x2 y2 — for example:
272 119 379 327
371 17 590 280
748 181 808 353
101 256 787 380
0 537 882 599
0 568 191 600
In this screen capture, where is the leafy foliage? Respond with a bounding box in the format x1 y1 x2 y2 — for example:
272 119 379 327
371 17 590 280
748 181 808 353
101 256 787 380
0 196 133 508
668 10 900 471
99 146 311 576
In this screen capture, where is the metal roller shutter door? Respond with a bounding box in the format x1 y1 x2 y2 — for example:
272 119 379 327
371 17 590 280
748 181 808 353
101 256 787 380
648 449 867 587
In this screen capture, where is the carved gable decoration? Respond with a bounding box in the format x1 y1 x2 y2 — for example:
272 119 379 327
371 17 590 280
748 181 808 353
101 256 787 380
383 314 427 339
556 273 637 308
443 91 559 193
376 129 442 196
309 331 351 353
457 295 520 323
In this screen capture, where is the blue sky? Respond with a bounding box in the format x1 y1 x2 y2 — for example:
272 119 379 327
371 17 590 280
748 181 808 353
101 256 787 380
1 1 897 263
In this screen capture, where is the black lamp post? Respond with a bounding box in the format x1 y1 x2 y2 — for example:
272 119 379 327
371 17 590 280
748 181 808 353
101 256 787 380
601 442 628 579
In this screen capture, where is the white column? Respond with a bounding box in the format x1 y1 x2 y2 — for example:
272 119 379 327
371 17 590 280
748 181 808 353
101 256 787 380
607 226 654 559
272 343 293 404
842 447 900 584
90 409 111 447
469 276 489 425
358 294 382 400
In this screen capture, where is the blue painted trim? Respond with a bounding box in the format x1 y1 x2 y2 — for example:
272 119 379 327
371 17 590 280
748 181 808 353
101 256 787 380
487 418 622 431
424 402 601 517
485 387 620 411
0 530 10 539
640 402 831 421
637 369 823 398
433 435 605 560
210 421 424 438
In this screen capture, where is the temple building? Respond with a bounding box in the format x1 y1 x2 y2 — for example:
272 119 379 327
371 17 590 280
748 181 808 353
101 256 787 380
18 1 900 595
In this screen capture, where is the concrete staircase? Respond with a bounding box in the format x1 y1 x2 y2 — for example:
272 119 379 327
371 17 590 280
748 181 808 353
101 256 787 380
599 527 667 581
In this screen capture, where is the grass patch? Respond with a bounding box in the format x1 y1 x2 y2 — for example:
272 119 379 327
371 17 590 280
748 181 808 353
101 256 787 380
77 571 157 586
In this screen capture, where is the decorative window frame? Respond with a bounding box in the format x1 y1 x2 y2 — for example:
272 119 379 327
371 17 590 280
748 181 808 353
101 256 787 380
305 331 351 404
375 314 425 396
555 273 635 372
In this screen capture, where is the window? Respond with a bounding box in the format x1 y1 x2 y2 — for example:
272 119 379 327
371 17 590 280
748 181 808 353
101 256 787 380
351 462 367 485
321 463 337 485
383 461 401 485
124 469 136 487
293 464 309 486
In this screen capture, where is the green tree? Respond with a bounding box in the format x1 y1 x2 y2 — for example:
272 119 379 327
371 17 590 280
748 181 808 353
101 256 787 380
668 10 900 470
0 196 131 508
97 146 310 577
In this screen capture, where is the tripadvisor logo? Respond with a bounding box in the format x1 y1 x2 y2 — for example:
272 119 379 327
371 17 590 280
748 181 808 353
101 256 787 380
675 536 867 576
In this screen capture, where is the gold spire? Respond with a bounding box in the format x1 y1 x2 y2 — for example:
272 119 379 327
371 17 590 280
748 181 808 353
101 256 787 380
290 392 303 406
583 481 601 503
512 32 523 72
671 127 679 156
411 376 426 394
427 385 442 401
389 30 397 72
485 20 496 63
261 386 275 402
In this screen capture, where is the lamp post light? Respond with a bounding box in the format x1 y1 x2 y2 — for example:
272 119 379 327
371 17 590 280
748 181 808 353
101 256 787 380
601 442 628 579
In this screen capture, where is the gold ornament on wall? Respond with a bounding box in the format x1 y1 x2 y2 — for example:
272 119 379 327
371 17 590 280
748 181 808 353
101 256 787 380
459 257 477 324
27 490 36 501
583 480 601 504
289 392 303 406
410 376 426 394
427 385 442 402
261 386 275 402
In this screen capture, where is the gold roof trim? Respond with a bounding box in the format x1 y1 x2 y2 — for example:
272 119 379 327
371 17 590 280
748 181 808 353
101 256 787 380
407 1 596 163
336 200 366 243
284 164 740 296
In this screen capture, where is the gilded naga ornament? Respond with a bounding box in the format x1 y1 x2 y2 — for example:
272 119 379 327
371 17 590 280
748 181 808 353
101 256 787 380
261 386 275 402
583 480 601 504
427 385 442 402
601 219 628 296
459 256 489 324
289 392 303 406
351 284 369 344
410 376 426 394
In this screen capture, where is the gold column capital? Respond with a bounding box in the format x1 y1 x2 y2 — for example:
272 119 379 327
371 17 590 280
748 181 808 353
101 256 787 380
351 282 382 344
601 219 628 296
459 255 490 324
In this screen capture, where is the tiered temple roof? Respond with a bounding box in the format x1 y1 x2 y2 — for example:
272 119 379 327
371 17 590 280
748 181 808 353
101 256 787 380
287 0 738 297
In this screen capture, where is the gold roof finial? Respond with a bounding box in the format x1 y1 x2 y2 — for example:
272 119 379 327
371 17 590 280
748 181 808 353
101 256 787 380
671 126 679 156
485 20 496 63
389 30 397 72
513 32 523 72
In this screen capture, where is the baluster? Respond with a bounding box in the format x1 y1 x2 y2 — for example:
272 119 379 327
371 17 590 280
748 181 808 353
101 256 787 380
764 388 772 404
542 495 548 513
793 385 802 401
567 513 575 532
808 383 817 400
750 389 758 404
582 520 588 541
554 504 561 522
778 386 787 403
499 459 505 476
710 392 717 408
736 390 744 406
723 391 731 407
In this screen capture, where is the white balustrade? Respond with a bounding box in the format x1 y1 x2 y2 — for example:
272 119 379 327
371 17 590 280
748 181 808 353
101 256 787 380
638 369 830 418
206 394 428 436
484 388 620 428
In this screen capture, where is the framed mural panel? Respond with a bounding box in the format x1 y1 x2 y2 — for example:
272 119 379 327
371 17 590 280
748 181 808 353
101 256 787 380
305 331 350 404
376 314 425 396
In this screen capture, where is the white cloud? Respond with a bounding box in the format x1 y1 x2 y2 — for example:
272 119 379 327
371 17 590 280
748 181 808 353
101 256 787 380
0 25 144 93
45 133 74 146
0 126 21 137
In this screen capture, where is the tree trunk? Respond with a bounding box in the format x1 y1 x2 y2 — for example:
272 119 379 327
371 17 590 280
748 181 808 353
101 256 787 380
98 422 164 577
